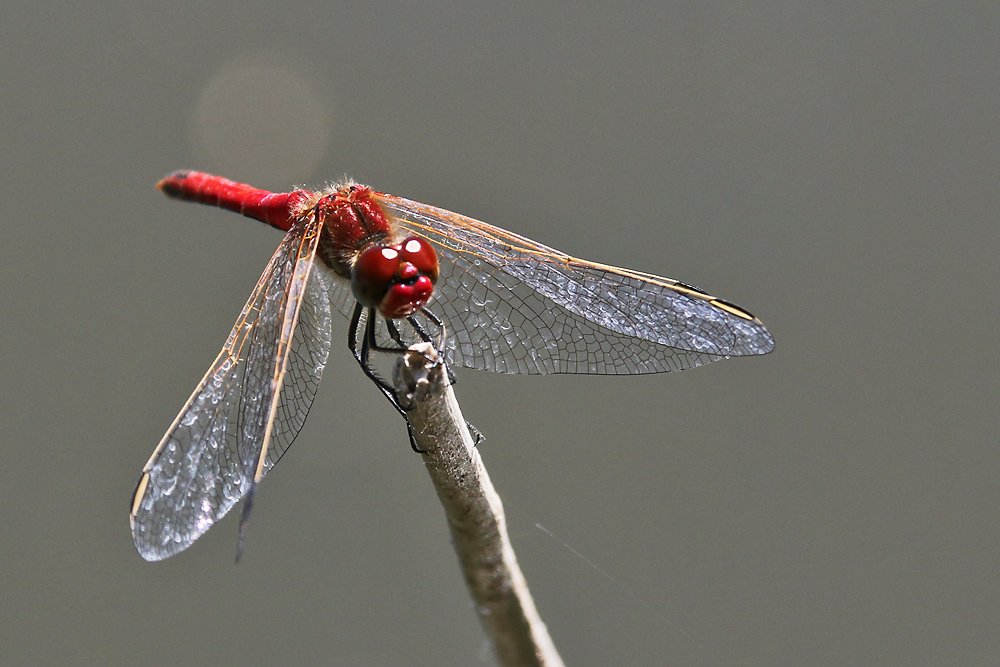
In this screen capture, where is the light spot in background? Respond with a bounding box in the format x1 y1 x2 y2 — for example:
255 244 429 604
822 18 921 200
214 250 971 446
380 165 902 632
190 54 333 186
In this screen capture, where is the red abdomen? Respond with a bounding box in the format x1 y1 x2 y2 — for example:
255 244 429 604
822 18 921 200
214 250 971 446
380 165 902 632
156 170 308 232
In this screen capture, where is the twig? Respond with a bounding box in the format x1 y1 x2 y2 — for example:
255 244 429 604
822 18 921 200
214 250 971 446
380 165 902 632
393 343 564 667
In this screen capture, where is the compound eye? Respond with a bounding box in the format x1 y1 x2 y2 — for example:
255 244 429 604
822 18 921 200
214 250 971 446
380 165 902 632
351 245 400 309
397 237 439 284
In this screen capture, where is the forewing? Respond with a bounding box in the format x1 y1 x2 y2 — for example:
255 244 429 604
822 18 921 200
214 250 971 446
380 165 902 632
236 222 330 484
254 264 334 473
130 219 329 561
375 193 774 375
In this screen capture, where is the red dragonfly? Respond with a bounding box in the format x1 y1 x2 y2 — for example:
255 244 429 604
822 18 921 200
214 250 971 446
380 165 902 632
130 170 775 561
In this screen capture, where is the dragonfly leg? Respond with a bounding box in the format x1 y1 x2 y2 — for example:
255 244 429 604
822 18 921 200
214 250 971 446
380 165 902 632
348 304 426 453
348 303 406 417
466 421 485 447
410 308 456 385
348 304 478 451
362 306 453 384
384 319 406 347
412 308 484 446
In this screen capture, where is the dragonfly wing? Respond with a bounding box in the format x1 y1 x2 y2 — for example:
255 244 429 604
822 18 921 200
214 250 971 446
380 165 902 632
130 219 329 561
235 223 330 484
377 194 774 375
254 263 334 473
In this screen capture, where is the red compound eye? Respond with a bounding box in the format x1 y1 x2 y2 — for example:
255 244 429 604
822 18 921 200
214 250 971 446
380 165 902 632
351 245 400 309
397 237 439 285
351 237 440 318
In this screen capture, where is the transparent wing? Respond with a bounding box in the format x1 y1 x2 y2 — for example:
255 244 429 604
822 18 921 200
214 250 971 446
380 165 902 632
374 193 774 374
130 219 330 561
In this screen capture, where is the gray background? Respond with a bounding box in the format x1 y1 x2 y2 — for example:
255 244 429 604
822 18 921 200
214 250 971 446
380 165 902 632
3 2 997 665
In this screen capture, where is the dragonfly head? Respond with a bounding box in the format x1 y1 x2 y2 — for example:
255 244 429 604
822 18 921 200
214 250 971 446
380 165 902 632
351 236 439 319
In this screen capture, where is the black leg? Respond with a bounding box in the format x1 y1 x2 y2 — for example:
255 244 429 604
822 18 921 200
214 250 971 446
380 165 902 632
366 318 414 354
349 303 480 453
348 303 426 453
384 319 406 348
405 313 434 343
415 308 482 444
412 308 456 385
348 303 405 417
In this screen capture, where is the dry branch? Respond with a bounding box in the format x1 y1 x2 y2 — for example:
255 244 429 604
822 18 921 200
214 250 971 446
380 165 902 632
393 344 564 667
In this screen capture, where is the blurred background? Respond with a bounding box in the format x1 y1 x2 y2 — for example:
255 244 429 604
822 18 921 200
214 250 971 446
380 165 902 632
2 2 998 665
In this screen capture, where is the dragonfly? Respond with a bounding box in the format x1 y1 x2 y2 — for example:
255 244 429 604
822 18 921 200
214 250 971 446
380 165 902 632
130 170 775 561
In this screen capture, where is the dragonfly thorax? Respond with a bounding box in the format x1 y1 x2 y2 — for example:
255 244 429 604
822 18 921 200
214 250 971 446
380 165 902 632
313 184 394 276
